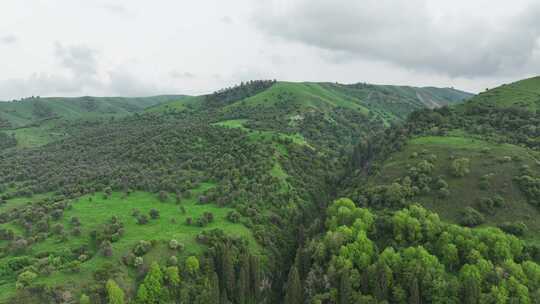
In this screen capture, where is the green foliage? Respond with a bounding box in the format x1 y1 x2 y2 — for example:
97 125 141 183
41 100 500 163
137 262 164 304
106 279 126 304
451 158 471 177
459 207 485 227
284 265 302 304
304 202 539 303
185 256 200 274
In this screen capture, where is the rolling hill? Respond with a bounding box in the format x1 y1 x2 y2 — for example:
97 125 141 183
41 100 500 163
11 77 540 304
152 81 473 124
345 76 540 244
0 95 187 129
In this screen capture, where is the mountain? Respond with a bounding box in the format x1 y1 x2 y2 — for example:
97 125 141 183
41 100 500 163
461 76 540 112
151 81 472 124
345 76 540 242
0 95 187 129
4 77 540 304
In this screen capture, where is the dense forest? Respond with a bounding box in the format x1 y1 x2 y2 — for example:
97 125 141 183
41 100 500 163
0 77 538 303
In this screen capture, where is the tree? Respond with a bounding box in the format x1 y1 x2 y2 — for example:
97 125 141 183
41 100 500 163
409 277 420 304
460 264 481 304
249 255 261 302
79 294 91 304
16 271 37 289
106 279 126 304
149 209 160 219
185 256 199 274
221 245 235 299
451 158 470 177
158 191 168 202
339 270 352 304
284 265 302 304
101 240 113 257
209 271 220 304
137 262 164 304
236 254 250 304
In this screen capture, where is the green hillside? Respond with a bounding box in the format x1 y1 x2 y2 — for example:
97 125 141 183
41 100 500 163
462 76 540 112
0 95 187 129
371 135 540 243
12 78 540 304
153 81 472 125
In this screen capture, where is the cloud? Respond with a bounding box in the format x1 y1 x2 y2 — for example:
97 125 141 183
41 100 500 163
220 16 234 24
254 0 540 78
0 42 170 99
169 70 196 79
0 35 17 45
101 3 127 14
54 42 99 77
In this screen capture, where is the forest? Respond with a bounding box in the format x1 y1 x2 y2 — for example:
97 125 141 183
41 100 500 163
0 77 539 303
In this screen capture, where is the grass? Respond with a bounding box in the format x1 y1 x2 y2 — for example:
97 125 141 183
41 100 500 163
377 135 540 243
462 76 540 112
212 119 248 130
0 183 258 301
0 96 184 129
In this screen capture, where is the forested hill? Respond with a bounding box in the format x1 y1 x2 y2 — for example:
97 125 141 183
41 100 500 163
0 78 488 304
0 95 187 129
322 77 540 303
151 81 473 123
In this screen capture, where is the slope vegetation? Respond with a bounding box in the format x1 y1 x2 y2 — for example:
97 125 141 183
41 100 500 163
0 95 186 129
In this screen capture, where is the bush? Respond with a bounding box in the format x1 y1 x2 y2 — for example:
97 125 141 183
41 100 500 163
149 209 160 219
158 191 168 202
438 188 450 198
137 214 149 225
16 271 37 289
499 222 528 236
451 158 470 177
459 207 485 227
169 239 179 250
227 210 241 223
133 240 152 256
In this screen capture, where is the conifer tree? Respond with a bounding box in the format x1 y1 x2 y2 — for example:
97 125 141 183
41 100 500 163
106 279 125 304
284 265 302 304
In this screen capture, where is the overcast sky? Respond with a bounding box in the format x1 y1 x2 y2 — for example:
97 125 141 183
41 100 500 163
0 0 539 100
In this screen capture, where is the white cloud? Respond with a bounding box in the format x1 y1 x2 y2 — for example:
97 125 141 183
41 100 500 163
254 0 540 77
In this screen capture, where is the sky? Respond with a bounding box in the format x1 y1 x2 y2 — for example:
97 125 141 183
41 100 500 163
0 0 539 100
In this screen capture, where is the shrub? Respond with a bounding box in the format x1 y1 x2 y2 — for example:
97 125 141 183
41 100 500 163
451 158 470 177
149 209 160 219
499 222 528 236
185 256 199 274
438 188 450 198
134 256 144 268
167 255 178 266
227 210 241 223
16 271 37 289
158 191 168 202
459 207 485 227
169 239 179 250
137 214 149 225
133 240 152 256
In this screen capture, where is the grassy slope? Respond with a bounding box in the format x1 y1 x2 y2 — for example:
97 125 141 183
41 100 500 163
0 184 258 301
0 95 187 129
461 76 540 112
150 82 472 125
376 135 540 242
226 81 471 117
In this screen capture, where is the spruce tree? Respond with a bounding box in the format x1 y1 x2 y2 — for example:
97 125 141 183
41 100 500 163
249 254 261 302
221 245 235 300
284 265 302 304
339 271 351 304
209 271 220 304
106 279 125 304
